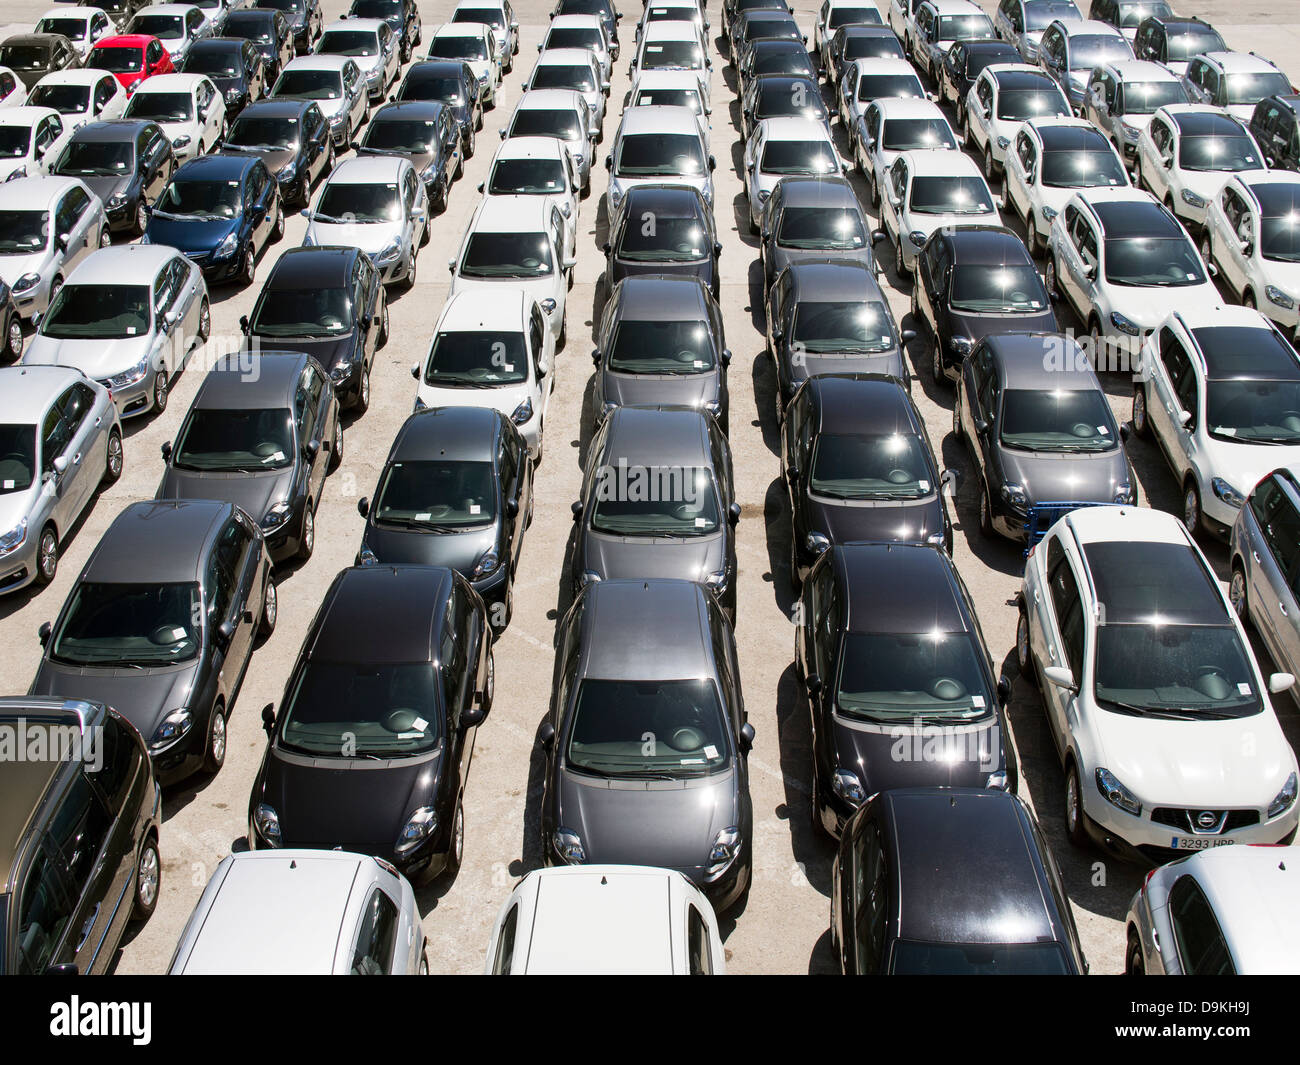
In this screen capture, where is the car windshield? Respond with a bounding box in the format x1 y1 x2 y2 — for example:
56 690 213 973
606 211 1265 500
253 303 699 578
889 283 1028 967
753 50 815 77
0 425 36 493
608 318 716 373
1206 379 1300 443
0 211 49 253
1119 1 1172 27
836 632 990 721
279 661 442 756
430 36 487 60
892 941 1072 974
881 117 954 151
760 140 837 175
364 118 436 153
126 92 194 122
755 83 826 122
844 35 904 61
909 175 993 214
54 138 134 174
1024 0 1080 31
1119 80 1186 114
546 28 602 50
318 29 378 56
1103 235 1204 285
633 87 701 114
830 8 879 28
275 69 342 99
949 265 1048 313
777 206 865 249
101 0 133 13
372 459 497 527
858 73 923 101
0 127 30 158
353 0 403 18
132 14 185 38
453 8 505 30
618 215 708 261
809 432 934 499
258 0 304 10
0 46 50 70
999 388 1118 451
186 50 243 76
511 108 580 138
50 581 202 666
792 301 894 353
37 18 89 40
1165 28 1225 61
639 41 703 68
153 178 243 219
936 14 994 40
315 180 401 222
1068 35 1132 70
617 132 704 175
997 88 1069 121
1261 210 1300 263
88 46 144 73
531 64 596 93
1223 71 1291 106
1040 147 1126 186
422 330 527 385
1178 134 1261 172
227 114 300 149
566 678 729 777
230 18 277 43
401 75 463 104
173 407 295 470
489 157 566 193
42 283 151 339
30 83 92 115
460 231 553 276
589 465 721 535
251 285 352 336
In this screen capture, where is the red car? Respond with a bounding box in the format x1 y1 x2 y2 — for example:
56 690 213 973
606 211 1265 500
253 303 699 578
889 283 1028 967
87 34 174 93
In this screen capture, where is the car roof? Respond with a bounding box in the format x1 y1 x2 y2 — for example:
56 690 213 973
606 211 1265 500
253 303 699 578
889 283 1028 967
786 257 882 301
306 565 452 665
898 147 981 176
849 57 923 77
35 69 112 87
1057 18 1124 38
617 104 702 134
925 0 984 14
600 404 713 467
85 500 230 583
94 34 156 48
987 66 1058 89
942 224 1031 265
266 245 356 287
0 366 89 420
66 243 176 283
610 273 711 320
1105 58 1179 81
535 47 597 64
467 193 549 231
1064 503 1186 545
135 4 202 14
370 100 447 122
515 88 587 109
833 545 968 634
390 406 503 463
0 174 85 210
840 23 902 38
434 21 491 36
174 151 258 181
959 38 1019 54
1201 50 1280 74
985 332 1097 390
755 115 832 140
1161 105 1247 136
773 174 858 207
192 349 308 410
1237 169 1300 213
236 97 315 119
321 16 385 33
1032 117 1111 149
494 134 566 159
1178 306 1300 377
872 97 946 119
283 54 353 72
617 182 704 215
3 34 66 47
579 579 713 680
0 106 60 128
1191 846 1300 973
70 117 157 142
807 373 919 439
632 69 705 90
189 37 250 53
133 72 209 92
641 20 701 40
550 14 604 28
326 153 408 183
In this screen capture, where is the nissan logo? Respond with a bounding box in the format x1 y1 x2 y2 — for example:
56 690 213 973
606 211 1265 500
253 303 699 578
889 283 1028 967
1196 811 1217 829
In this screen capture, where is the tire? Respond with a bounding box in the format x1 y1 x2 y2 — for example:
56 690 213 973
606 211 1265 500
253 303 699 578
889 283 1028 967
978 480 995 538
1131 384 1151 438
152 369 169 413
1044 255 1059 299
1126 930 1146 975
35 524 58 586
983 144 995 180
99 226 112 248
867 168 879 208
134 201 147 236
197 297 210 342
259 575 278 638
932 340 945 387
1182 479 1202 537
1199 232 1212 270
789 533 802 593
1016 603 1034 680
328 414 342 471
5 313 23 360
894 235 906 278
438 802 464 885
377 297 390 346
102 428 123 485
272 199 285 241
297 501 315 560
203 702 227 775
131 836 160 921
1064 761 1088 848
403 249 418 289
1028 219 1044 257
355 365 371 413
1229 563 1249 625
238 245 255 287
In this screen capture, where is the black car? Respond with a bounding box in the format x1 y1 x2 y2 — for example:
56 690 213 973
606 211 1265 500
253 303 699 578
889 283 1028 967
395 60 482 154
783 374 953 583
357 406 533 630
724 0 791 37
539 578 754 913
913 225 1056 384
766 259 912 415
825 24 905 85
740 73 829 141
357 101 461 210
349 0 421 62
225 9 295 81
831 787 1087 973
759 174 875 288
52 119 174 236
603 184 721 299
1249 95 1300 171
940 39 1022 125
741 38 819 86
254 0 324 54
0 34 81 91
250 564 492 884
0 697 162 974
242 246 388 411
30 500 276 785
182 37 268 119
732 10 803 66
86 0 149 32
0 280 21 361
219 97 333 207
157 350 341 562
798 544 1012 839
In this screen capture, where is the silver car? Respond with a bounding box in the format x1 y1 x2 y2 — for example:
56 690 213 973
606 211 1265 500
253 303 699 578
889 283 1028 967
0 175 110 319
501 88 595 192
315 17 399 102
1230 467 1300 684
273 54 369 146
0 364 121 592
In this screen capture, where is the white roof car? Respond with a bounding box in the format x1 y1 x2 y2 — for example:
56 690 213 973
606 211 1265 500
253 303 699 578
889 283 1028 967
910 0 996 81
743 115 843 229
628 68 710 135
502 88 594 189
633 20 709 87
607 104 714 211
122 72 224 161
485 865 726 974
878 147 1000 273
527 47 606 129
0 106 72 182
480 135 578 262
542 14 612 84
814 0 882 61
964 63 1070 175
993 0 1083 64
169 851 427 974
854 96 957 209
837 57 929 134
0 67 29 110
1081 59 1188 161
28 69 129 131
126 4 211 64
639 0 708 45
1018 504 1300 859
1182 50 1294 122
315 17 399 100
428 22 501 106
34 7 116 59
414 288 555 458
450 0 518 68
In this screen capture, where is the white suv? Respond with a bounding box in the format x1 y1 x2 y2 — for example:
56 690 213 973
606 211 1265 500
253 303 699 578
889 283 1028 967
1016 504 1300 860
963 62 1069 177
1181 50 1293 123
878 148 1000 275
854 96 956 208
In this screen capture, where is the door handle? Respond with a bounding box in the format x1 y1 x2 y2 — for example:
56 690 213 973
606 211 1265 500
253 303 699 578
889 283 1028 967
94 416 101 427
73 452 82 465
1281 602 1289 617
1253 550 1261 563
75 903 101 951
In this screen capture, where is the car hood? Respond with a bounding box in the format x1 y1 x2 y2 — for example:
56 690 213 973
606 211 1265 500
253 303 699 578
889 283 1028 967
772 244 872 277
998 444 1130 505
24 332 155 377
415 380 532 420
146 212 240 254
360 521 498 573
1180 167 1245 202
0 158 32 181
787 348 908 388
0 487 41 533
1259 259 1300 301
579 528 725 582
611 256 712 287
610 172 711 206
601 370 719 411
948 306 1058 345
0 249 52 288
1198 438 1300 501
358 146 436 175
246 332 356 373
80 173 134 204
156 465 294 522
30 659 198 746
1116 279 1222 329
830 713 1004 792
911 208 1002 238
806 493 944 545
222 144 297 176
305 220 401 255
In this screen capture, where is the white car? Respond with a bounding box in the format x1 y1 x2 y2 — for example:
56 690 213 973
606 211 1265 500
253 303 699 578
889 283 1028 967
854 96 956 209
316 17 399 102
1131 305 1300 538
0 68 29 110
427 22 501 107
1181 50 1293 124
0 176 110 319
123 72 225 161
628 68 709 137
273 55 369 146
1016 504 1300 858
837 57 929 133
1003 115 1129 255
631 20 709 93
24 244 210 418
1136 105 1265 229
126 4 212 65
485 865 726 974
878 147 1000 274
169 851 428 975
993 0 1083 64
1081 59 1188 165
479 135 578 266
414 289 555 459
1126 845 1300 975
303 154 427 286
963 63 1070 177
0 107 73 183
450 0 519 67
28 69 129 131
606 104 714 212
1201 170 1300 331
909 0 995 83
1045 186 1221 354
527 47 607 130
638 0 707 48
743 115 842 230
814 0 881 66
34 7 116 60
886 0 923 47
502 88 595 192
541 14 613 85
449 195 573 346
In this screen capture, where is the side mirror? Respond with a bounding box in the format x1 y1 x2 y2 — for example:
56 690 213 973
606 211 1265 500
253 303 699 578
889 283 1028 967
708 155 717 171
974 417 989 434
410 362 420 379
805 673 823 696
304 439 320 459
505 498 519 517
739 721 755 751
713 242 722 257
476 181 484 193
602 240 611 255
591 347 601 366
239 313 250 333
728 502 741 525
1178 409 1192 426
56 235 69 253
605 154 613 169
538 720 556 748
871 229 887 245
300 208 313 221
261 702 275 735
357 496 369 518
216 618 237 647
461 704 487 729
38 621 51 647
1042 665 1077 693
447 258 456 273
996 675 1011 706
52 456 69 476
900 328 917 343
160 440 172 461
1269 672 1296 694
721 348 732 365
1119 423 1130 441
571 500 583 520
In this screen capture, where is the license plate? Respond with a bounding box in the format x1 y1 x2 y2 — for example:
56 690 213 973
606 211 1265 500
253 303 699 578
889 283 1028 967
1173 836 1235 850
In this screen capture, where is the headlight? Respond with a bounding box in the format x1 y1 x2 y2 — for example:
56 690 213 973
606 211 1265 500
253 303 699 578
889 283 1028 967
278 160 298 181
1113 482 1134 504
1001 482 1027 509
1180 188 1208 209
5 167 26 181
301 230 315 247
225 87 243 102
996 135 1009 149
1120 121 1139 141
702 399 722 417
608 186 622 207
329 361 353 384
329 111 346 126
150 708 193 753
107 192 127 208
172 135 191 149
806 530 830 555
705 826 741 878
358 544 378 566
253 803 282 846
704 567 728 592
213 232 239 260
376 239 401 263
1268 772 1298 819
1095 767 1141 816
831 769 866 806
552 826 586 864
511 397 533 425
12 272 41 294
0 519 27 557
1266 285 1296 310
573 153 584 167
472 548 499 579
261 500 292 531
1211 477 1245 508
106 352 151 389
757 189 770 204
395 806 438 855
1041 205 1058 222
949 335 973 354
986 770 1009 790
908 230 927 247
413 395 428 412
579 569 602 587
1110 311 1141 337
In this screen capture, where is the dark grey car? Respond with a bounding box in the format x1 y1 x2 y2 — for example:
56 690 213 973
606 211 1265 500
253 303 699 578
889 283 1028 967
955 331 1138 540
759 174 878 289
52 120 174 236
539 578 755 913
30 500 276 785
1229 468 1300 682
592 274 731 432
155 350 341 563
356 100 461 210
602 184 721 301
572 405 740 615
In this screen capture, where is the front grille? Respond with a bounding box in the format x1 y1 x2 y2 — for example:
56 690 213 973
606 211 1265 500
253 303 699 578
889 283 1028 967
1151 808 1260 834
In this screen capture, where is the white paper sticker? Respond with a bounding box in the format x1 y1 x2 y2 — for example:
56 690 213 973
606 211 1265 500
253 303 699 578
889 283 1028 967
1186 272 1196 280
1098 426 1108 435
126 326 136 334
918 480 930 492
469 503 481 513
693 359 704 368
166 626 186 641
704 744 718 758
412 716 428 731
881 335 890 343
269 450 285 461
695 517 707 526
397 731 422 739
415 511 432 520
681 757 704 764
1 480 11 489
1238 682 1252 696
502 363 514 372
971 695 985 708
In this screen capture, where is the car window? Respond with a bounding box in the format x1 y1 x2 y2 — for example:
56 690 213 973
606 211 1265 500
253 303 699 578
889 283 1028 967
1169 875 1235 975
491 903 518 973
15 848 74 974
94 713 139 810
1047 539 1085 678
46 770 113 890
686 904 713 974
1251 474 1300 578
41 401 72 474
350 886 399 975
203 520 242 624
853 818 887 972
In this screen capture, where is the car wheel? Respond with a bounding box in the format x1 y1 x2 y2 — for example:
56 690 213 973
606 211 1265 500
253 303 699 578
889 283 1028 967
355 365 371 413
131 836 160 921
272 200 285 241
1229 563 1249 625
102 428 123 485
134 201 148 236
1131 384 1150 438
35 524 58 585
867 168 879 208
99 225 112 248
789 533 802 593
1183 479 1202 537
239 245 255 286
1044 256 1059 299
1016 603 1034 680
1199 232 1212 268
1126 930 1146 975
328 415 342 471
894 236 906 278
297 501 315 560
978 480 995 538
197 297 210 342
1065 761 1088 848
483 647 495 710
983 144 995 180
203 702 227 775
152 369 169 413
403 249 417 289
1028 219 1044 257
377 297 390 345
932 341 945 387
5 313 23 360
438 802 464 885
259 575 277 638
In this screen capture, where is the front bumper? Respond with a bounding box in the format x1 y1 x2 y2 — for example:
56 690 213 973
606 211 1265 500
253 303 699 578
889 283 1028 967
261 502 308 562
0 534 40 595
329 360 367 408
99 367 161 419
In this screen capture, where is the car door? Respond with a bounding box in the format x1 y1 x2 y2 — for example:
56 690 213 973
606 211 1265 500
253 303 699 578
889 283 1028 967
498 430 525 572
56 382 100 518
301 361 331 500
440 584 476 788
144 128 173 199
1147 327 1194 475
1039 535 1085 750
349 885 401 974
1143 115 1173 199
1061 206 1096 315
1213 185 1250 295
1246 474 1300 668
971 348 1000 487
1007 128 1035 219
38 393 78 532
166 256 200 351
839 63 858 126
215 514 259 679
970 73 995 150
882 156 907 240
